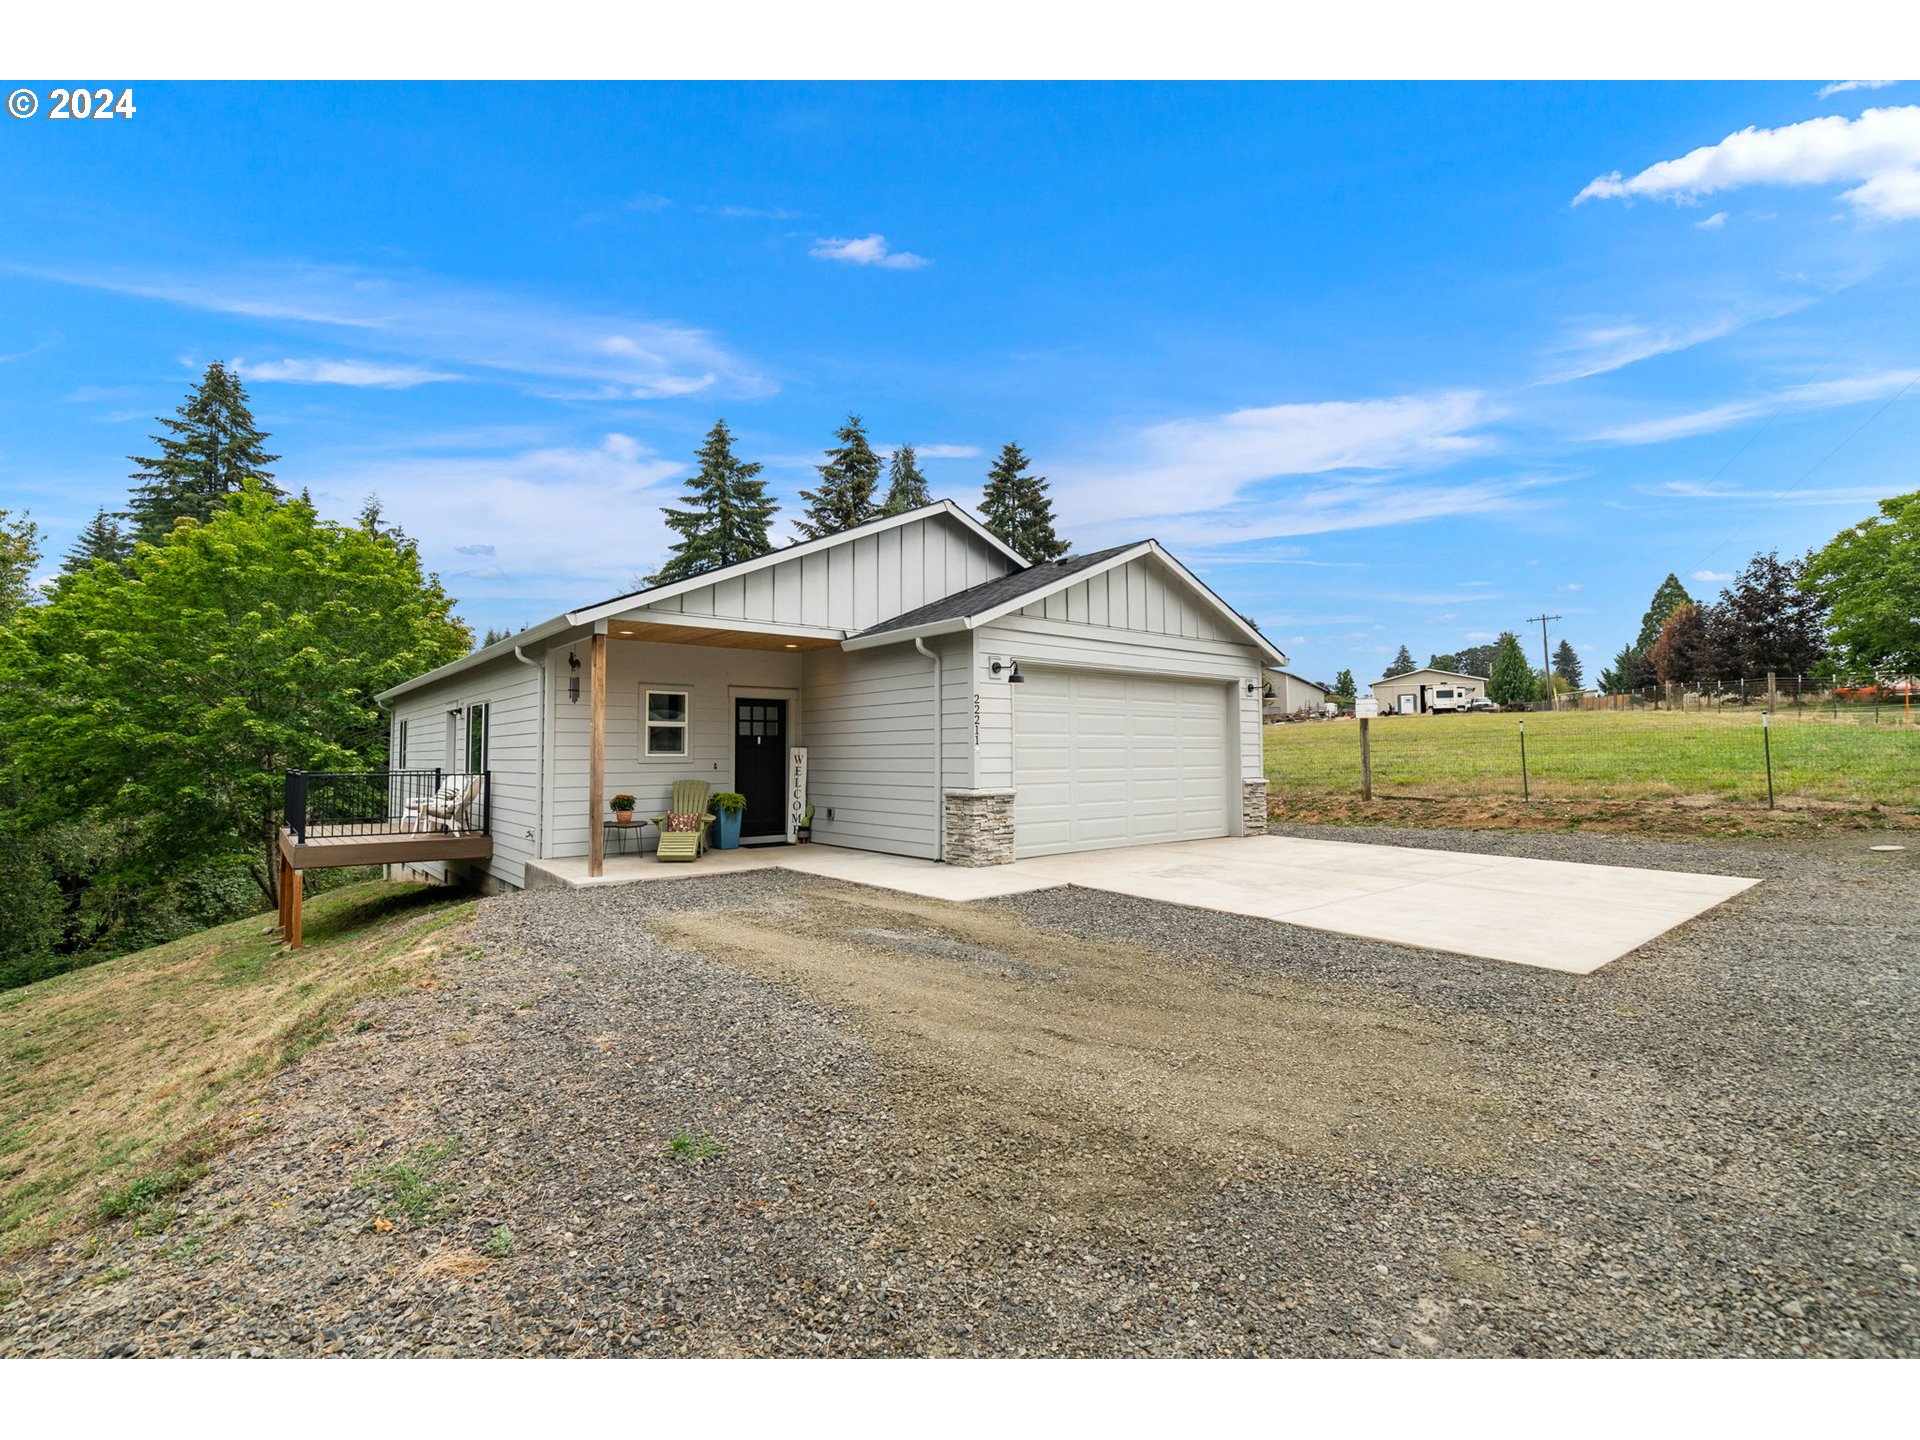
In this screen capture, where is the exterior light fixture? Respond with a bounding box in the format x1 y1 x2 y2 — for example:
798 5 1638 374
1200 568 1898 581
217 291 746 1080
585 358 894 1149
568 650 581 704
1245 679 1260 697
992 659 1026 685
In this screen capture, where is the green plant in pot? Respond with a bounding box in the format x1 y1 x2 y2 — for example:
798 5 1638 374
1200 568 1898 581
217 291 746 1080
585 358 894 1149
608 793 637 825
711 791 747 849
797 803 814 843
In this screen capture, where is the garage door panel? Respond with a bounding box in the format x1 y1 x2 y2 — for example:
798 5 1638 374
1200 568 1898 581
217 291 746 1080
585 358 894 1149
1014 668 1232 858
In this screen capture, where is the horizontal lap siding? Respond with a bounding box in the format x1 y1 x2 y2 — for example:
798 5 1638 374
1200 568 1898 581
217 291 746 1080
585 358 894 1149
546 640 802 860
637 513 1013 633
801 644 942 858
387 655 542 889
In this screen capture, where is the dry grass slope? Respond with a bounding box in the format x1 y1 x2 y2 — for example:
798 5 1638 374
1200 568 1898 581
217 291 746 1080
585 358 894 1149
0 881 475 1256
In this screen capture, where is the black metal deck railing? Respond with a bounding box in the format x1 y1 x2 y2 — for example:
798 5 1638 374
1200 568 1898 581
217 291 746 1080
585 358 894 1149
283 769 491 843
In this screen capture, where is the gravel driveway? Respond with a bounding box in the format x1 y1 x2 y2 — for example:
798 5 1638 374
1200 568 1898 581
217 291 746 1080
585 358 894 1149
2 827 1914 1357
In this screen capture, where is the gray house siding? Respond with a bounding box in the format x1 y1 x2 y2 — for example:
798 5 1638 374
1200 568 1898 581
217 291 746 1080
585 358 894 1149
386 651 544 891
970 555 1267 795
638 512 1012 633
544 638 803 859
800 632 968 859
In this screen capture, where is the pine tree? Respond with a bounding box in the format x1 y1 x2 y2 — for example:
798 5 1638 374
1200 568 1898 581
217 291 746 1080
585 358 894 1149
1552 639 1585 689
795 415 881 541
881 444 933 516
1385 645 1416 677
648 420 779 584
123 362 282 545
1634 573 1694 653
1331 668 1357 700
61 509 131 577
356 493 414 550
1487 632 1538 705
979 442 1069 562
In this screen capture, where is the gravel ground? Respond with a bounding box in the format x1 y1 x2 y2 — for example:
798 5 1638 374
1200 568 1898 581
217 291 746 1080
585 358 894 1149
1 826 1915 1357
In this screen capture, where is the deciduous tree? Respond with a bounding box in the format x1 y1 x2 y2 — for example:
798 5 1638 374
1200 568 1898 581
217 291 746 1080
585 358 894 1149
0 487 470 905
0 510 40 626
1651 602 1716 686
1800 490 1919 673
1331 668 1357 700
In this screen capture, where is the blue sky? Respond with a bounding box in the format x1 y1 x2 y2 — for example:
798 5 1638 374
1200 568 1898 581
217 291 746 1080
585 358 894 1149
3 80 1918 681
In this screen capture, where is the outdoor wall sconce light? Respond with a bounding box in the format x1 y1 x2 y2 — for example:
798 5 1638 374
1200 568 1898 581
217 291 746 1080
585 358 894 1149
568 650 581 704
1245 679 1260 697
991 659 1026 684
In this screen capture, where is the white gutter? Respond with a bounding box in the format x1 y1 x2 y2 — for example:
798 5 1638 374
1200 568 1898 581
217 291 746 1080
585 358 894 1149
914 636 944 862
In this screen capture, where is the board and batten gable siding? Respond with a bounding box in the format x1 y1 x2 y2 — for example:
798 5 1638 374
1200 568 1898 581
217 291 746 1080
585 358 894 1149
799 632 967 859
385 651 544 891
543 639 803 859
970 555 1267 794
637 511 1013 632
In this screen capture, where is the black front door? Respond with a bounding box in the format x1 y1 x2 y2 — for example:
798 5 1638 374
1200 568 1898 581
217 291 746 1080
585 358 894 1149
733 698 789 840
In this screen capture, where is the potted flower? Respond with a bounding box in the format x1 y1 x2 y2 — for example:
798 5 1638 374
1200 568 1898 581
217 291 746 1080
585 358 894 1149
711 791 746 849
608 793 637 826
796 804 814 844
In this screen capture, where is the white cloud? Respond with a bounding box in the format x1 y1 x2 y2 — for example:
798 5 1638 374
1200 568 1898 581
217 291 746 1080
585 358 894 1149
1644 482 1894 507
237 357 456 388
12 261 768 401
1055 391 1501 537
1575 105 1920 221
911 444 982 459
1693 569 1733 582
1541 315 1747 382
1561 582 1584 591
809 234 929 270
1464 631 1497 643
312 433 683 603
1694 211 1728 230
1819 81 1896 99
0 334 60 363
1591 367 1920 444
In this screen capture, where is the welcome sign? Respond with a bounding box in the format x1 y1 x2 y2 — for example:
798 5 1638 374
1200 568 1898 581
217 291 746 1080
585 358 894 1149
786 745 809 843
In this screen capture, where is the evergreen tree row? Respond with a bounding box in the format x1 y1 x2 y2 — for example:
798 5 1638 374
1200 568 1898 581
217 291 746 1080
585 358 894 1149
648 416 1071 583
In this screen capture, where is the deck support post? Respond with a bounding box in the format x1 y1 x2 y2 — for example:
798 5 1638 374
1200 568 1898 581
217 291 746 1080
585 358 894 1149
588 630 608 879
286 866 304 949
278 852 294 934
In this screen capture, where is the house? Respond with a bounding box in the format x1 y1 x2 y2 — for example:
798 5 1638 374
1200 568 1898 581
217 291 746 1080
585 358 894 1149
372 500 1287 888
1263 669 1331 719
1368 667 1487 715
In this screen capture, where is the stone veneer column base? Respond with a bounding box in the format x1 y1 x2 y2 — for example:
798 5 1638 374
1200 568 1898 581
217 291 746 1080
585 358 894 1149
1241 779 1270 836
943 789 1017 866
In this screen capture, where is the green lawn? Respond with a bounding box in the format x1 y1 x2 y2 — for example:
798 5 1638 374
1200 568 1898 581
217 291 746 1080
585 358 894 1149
0 881 474 1255
1264 710 1920 810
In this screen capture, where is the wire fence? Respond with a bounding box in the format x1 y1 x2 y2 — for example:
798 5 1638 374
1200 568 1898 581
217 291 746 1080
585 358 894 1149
1265 702 1919 812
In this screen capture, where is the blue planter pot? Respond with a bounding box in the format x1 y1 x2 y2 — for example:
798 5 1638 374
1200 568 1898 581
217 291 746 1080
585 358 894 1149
714 809 743 849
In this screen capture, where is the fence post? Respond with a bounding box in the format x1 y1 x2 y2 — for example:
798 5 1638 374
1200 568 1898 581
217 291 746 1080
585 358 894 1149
1518 719 1529 801
1359 717 1373 801
1763 711 1775 810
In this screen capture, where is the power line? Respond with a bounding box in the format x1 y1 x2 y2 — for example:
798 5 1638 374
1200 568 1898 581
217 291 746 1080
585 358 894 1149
1527 612 1562 709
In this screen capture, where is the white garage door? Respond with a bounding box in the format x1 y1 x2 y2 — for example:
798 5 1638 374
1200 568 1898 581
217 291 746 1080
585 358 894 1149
1014 669 1232 858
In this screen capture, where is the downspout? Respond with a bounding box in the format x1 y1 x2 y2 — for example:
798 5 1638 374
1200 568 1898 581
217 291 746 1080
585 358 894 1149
512 645 545 860
914 637 944 861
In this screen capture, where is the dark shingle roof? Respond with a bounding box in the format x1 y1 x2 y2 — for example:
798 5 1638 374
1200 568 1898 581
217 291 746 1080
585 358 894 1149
855 542 1144 637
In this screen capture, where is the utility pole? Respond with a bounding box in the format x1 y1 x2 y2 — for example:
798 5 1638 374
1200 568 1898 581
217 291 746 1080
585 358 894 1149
1527 612 1562 710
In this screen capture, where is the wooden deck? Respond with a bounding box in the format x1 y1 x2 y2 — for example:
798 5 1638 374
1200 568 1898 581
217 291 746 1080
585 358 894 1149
278 825 493 872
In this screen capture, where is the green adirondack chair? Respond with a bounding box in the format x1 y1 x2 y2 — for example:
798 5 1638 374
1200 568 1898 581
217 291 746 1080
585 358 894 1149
651 780 716 862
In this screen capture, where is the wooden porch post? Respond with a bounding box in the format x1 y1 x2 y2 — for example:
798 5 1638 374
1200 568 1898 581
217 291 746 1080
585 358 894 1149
588 630 608 878
278 852 294 934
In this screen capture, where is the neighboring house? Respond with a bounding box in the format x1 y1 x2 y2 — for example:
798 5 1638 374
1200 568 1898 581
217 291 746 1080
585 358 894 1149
375 500 1287 887
1369 667 1487 715
1263 669 1330 719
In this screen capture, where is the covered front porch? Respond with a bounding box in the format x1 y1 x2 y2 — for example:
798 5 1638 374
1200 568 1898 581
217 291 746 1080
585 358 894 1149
563 614 843 877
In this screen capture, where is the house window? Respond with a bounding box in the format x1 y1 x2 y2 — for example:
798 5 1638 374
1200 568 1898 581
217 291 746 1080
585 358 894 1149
645 689 689 756
397 719 409 769
466 702 489 773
